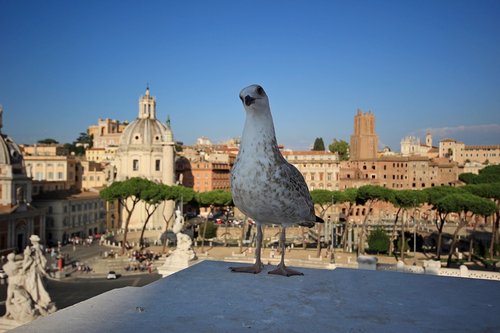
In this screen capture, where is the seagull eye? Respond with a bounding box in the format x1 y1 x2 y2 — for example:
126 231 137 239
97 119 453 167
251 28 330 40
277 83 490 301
256 86 264 95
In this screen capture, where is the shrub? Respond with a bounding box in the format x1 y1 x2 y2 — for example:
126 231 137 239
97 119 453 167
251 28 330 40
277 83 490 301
200 221 218 239
367 227 390 254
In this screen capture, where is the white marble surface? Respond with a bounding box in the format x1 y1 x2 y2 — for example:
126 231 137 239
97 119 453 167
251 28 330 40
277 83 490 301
12 261 500 333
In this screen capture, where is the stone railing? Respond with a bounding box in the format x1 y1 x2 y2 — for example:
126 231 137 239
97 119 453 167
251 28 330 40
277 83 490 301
377 259 500 281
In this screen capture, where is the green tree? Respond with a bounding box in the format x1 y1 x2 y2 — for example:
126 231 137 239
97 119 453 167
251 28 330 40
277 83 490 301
63 142 85 156
368 227 390 254
37 138 59 144
310 190 335 220
463 183 500 259
459 165 500 184
335 188 358 251
389 189 426 260
459 173 477 184
197 190 233 207
310 189 334 256
139 182 169 247
100 177 150 254
161 185 197 229
203 221 218 239
328 139 349 161
312 137 325 151
435 192 497 267
75 132 93 147
196 190 233 249
422 186 466 258
356 185 394 255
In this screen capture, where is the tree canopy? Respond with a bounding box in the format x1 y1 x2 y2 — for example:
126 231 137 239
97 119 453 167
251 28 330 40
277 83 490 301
356 185 394 206
459 165 500 184
390 189 427 209
312 137 325 151
328 139 349 161
197 190 233 207
37 138 59 144
100 177 155 254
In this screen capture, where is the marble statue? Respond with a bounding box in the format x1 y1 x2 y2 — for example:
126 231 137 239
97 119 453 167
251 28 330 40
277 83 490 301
158 209 196 277
3 235 56 324
172 209 196 258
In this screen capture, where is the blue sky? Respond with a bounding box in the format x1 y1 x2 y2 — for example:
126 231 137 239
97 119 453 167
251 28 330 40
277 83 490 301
1 0 499 151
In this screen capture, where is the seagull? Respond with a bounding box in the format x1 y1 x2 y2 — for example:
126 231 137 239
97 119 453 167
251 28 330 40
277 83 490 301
230 84 324 277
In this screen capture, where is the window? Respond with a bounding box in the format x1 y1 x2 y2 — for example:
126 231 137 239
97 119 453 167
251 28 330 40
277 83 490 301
155 159 161 171
57 172 63 179
133 159 139 171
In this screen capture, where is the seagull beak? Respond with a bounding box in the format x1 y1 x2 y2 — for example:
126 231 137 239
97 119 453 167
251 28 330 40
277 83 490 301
244 95 255 106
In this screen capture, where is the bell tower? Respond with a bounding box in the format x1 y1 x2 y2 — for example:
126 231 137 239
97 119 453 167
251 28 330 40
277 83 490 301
138 86 156 119
349 109 378 160
426 132 432 147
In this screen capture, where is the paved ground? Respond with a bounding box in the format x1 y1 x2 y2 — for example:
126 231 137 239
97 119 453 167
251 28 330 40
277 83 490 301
15 261 500 333
0 273 161 316
57 240 457 273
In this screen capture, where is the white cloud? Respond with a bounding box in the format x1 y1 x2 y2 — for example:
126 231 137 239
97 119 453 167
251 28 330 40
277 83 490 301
424 124 500 138
410 124 500 145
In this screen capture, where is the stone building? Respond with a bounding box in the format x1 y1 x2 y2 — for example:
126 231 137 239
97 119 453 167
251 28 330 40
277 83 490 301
339 155 460 190
439 138 500 165
176 146 234 192
80 160 107 190
33 190 106 244
23 154 78 194
282 150 340 191
400 133 437 158
112 87 176 230
87 118 128 149
0 107 46 253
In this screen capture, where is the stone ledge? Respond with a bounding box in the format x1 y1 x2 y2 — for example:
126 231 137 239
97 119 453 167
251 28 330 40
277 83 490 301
11 261 500 333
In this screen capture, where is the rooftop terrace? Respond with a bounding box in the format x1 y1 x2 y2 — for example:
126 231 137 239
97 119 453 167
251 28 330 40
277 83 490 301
11 260 500 333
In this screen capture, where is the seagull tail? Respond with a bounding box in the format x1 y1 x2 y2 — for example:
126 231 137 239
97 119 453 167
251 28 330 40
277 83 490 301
298 216 324 228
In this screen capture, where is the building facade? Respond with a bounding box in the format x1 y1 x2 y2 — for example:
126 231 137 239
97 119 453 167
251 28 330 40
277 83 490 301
0 107 46 253
439 138 500 165
34 191 106 244
282 150 340 191
176 146 233 192
87 118 128 149
112 88 176 230
400 133 436 157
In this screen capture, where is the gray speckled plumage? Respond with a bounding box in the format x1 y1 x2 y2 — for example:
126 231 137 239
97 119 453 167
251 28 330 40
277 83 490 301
231 85 317 228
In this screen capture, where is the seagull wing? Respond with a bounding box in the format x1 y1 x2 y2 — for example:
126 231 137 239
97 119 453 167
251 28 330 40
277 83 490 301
266 157 317 224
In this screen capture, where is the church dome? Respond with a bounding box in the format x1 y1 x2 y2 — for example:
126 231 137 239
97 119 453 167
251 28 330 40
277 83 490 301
120 118 173 146
119 88 174 147
0 133 23 166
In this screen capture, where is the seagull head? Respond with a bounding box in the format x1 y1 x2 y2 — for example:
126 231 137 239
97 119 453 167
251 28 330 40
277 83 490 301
239 84 269 111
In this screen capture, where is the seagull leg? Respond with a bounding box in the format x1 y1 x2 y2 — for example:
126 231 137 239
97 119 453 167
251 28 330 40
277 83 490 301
230 224 264 274
268 227 304 277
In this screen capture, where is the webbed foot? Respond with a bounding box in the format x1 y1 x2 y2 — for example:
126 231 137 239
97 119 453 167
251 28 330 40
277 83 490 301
229 262 264 274
268 264 303 277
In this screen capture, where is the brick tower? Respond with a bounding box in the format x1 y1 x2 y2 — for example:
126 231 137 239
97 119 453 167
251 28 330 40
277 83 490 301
349 109 378 160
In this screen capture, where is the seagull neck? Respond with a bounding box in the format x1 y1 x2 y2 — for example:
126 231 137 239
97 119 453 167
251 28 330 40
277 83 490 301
241 111 278 149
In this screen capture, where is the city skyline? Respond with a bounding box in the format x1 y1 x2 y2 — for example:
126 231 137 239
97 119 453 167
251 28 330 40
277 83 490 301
1 1 499 151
